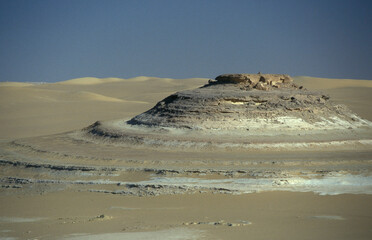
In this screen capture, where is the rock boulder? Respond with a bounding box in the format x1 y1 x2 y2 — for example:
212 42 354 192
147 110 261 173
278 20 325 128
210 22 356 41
215 73 294 90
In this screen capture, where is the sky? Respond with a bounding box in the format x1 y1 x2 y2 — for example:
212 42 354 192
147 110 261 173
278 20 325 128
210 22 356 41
0 0 371 82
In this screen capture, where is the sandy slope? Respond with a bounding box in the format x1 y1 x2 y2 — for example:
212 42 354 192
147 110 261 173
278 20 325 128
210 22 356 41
1 191 371 240
0 77 207 139
57 77 124 85
0 82 35 87
295 76 372 89
295 76 372 120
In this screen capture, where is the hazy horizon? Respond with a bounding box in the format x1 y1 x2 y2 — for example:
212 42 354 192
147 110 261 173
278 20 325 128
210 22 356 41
1 0 371 83
2 75 372 85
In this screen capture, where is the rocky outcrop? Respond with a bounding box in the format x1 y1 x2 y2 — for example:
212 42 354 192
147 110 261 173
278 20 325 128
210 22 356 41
126 74 364 131
81 73 372 150
213 73 295 90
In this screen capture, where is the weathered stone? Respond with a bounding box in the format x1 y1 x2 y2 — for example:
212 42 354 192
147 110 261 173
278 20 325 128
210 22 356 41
123 73 360 131
255 82 269 91
215 74 293 91
85 73 371 143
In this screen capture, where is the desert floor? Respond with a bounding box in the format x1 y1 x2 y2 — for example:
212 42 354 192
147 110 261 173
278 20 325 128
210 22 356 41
0 76 371 239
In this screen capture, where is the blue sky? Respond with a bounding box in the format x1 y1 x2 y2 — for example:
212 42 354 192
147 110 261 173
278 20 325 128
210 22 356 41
0 0 371 82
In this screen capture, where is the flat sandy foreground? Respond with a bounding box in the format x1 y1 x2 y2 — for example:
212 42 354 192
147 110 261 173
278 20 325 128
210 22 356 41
0 76 372 239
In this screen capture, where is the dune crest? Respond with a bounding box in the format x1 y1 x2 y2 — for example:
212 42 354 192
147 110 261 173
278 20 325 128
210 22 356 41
62 91 125 103
58 77 124 85
0 82 35 87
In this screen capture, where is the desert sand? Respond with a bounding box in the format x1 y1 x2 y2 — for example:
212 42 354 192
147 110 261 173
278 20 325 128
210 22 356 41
0 75 372 240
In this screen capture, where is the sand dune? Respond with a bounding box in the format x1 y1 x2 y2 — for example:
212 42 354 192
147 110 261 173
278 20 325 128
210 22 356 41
58 77 124 85
0 86 61 102
294 77 372 120
124 76 169 82
294 76 372 89
0 82 35 87
324 87 372 121
0 77 206 139
0 87 131 103
0 86 150 139
62 91 127 103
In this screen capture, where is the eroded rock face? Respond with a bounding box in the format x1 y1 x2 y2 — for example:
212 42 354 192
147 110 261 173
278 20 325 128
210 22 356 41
125 74 367 131
80 73 372 151
214 74 294 90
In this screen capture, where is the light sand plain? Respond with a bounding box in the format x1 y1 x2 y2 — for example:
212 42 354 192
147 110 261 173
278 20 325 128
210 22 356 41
0 76 372 239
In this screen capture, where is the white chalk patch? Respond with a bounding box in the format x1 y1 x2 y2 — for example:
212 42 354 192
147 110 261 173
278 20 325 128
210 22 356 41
110 206 140 210
110 206 183 210
311 216 345 220
61 228 204 240
0 217 46 223
133 173 372 195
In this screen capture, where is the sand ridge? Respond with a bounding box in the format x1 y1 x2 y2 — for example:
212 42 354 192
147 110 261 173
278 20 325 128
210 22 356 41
0 77 207 139
0 82 36 87
57 77 124 85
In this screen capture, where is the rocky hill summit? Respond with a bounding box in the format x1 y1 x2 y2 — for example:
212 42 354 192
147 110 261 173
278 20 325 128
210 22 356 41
83 74 372 148
213 73 296 91
125 73 368 131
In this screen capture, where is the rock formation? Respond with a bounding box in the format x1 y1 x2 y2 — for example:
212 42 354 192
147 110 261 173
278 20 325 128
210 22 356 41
126 74 364 131
84 74 372 148
214 73 294 90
